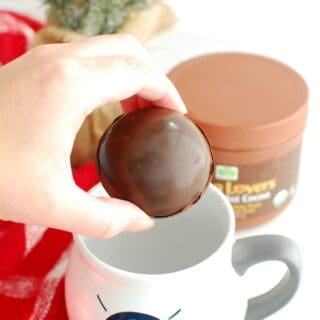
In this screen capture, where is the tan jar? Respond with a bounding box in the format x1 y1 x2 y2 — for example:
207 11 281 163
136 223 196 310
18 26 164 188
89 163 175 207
168 53 308 229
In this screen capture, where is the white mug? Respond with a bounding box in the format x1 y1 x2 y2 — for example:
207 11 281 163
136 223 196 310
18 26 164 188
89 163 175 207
65 184 302 320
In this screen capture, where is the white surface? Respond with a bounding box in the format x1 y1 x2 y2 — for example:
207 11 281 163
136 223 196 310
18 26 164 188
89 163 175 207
1 1 319 318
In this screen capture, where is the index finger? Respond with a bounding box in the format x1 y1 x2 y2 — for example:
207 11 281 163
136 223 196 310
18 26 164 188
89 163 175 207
120 81 187 114
54 35 187 116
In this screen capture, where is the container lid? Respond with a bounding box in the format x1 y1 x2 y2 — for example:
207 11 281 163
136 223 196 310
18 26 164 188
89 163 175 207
168 53 308 150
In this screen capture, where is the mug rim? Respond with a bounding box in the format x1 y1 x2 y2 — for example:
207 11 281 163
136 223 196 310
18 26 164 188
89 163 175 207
73 183 235 279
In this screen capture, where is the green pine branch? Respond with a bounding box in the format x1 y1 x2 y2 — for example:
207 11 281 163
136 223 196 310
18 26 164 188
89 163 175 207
44 0 154 36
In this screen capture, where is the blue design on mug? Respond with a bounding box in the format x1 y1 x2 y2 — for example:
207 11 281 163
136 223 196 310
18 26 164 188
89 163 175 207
97 294 181 320
107 312 159 319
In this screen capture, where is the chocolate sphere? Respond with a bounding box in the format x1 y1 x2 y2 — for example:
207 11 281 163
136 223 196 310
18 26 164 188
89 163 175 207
97 107 214 217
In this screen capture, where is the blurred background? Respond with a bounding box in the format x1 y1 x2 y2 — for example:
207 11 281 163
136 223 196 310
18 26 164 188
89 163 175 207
1 0 319 318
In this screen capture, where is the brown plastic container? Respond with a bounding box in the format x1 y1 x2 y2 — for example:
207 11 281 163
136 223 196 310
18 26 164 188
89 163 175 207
168 53 308 229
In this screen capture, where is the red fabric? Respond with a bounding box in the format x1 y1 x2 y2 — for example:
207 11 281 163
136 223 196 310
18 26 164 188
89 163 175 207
0 162 100 319
5 11 44 32
0 12 102 319
0 10 43 65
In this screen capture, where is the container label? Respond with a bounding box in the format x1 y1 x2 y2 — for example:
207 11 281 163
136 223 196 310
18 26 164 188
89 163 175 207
213 144 302 220
215 165 239 181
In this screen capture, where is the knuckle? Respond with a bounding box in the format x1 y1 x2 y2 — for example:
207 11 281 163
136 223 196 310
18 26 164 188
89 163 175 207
46 56 77 83
117 33 140 47
118 54 154 75
42 181 70 228
115 55 151 82
27 44 58 60
121 54 144 68
28 45 76 82
97 223 113 239
116 34 147 56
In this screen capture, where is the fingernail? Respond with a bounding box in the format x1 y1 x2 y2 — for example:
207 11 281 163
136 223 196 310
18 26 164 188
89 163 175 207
178 99 188 114
127 217 155 232
171 86 188 114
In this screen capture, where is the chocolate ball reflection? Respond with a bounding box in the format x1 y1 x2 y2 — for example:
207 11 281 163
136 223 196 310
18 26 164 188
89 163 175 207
97 107 214 217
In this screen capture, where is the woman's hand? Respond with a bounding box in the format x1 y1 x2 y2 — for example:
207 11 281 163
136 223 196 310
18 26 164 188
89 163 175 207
0 34 186 238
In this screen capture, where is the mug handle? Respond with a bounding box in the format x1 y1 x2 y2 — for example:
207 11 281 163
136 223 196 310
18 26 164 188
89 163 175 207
232 235 302 320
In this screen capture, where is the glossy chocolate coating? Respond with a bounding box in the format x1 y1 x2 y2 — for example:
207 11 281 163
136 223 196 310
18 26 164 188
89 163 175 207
97 107 214 217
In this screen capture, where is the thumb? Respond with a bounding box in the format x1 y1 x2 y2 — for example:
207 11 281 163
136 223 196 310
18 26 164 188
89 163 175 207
54 186 154 239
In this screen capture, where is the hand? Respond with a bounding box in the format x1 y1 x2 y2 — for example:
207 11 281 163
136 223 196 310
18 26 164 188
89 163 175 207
0 34 186 238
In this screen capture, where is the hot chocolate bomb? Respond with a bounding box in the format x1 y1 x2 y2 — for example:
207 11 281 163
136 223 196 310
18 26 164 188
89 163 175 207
97 107 214 217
